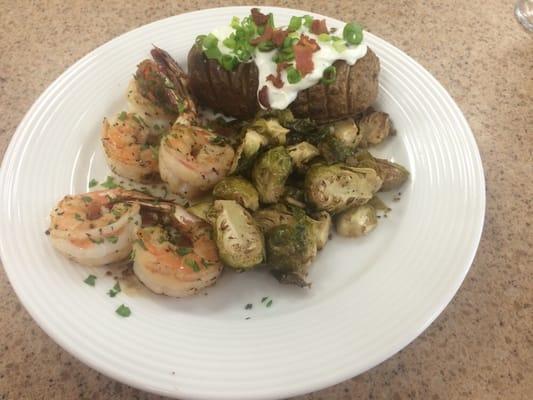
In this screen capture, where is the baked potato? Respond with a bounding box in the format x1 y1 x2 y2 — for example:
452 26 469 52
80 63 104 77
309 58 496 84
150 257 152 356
187 44 380 122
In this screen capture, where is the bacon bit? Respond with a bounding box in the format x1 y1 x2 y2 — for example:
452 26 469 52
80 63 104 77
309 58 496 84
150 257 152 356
251 8 269 26
258 85 270 108
293 35 320 76
267 74 283 88
272 29 288 47
250 25 273 45
310 19 329 35
276 61 290 74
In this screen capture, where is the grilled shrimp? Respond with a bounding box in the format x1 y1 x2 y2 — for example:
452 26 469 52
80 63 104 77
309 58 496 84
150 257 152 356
132 203 223 297
159 125 234 199
101 112 159 182
48 189 154 266
127 46 197 130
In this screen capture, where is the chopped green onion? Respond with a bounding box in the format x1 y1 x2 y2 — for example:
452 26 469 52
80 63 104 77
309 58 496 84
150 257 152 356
257 41 275 52
84 274 97 286
343 22 363 45
115 304 131 317
220 54 238 71
204 46 222 60
331 35 343 41
321 65 337 85
107 281 121 297
333 40 347 52
223 37 237 49
286 67 302 84
203 33 218 49
318 33 331 42
267 13 275 27
303 15 314 28
288 16 302 31
230 16 240 29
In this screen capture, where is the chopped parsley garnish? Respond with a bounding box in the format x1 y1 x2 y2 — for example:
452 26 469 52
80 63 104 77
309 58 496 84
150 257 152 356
266 299 273 308
117 111 128 121
88 178 99 188
107 236 119 244
115 304 131 317
84 274 97 286
209 135 227 145
88 237 104 244
245 303 253 310
261 296 268 303
177 247 192 256
101 176 119 189
81 196 92 203
107 281 121 297
74 213 84 221
185 258 200 272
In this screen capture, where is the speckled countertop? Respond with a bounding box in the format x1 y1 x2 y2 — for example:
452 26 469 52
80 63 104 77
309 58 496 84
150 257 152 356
0 1 532 399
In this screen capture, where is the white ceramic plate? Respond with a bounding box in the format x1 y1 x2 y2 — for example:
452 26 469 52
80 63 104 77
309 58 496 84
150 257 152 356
0 6 484 400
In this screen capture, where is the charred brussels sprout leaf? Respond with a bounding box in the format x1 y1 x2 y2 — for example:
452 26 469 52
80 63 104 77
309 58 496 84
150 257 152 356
304 164 383 214
307 211 332 250
248 118 290 145
213 176 259 211
254 204 296 233
347 151 409 191
229 129 269 175
210 200 265 269
335 204 378 237
287 141 320 173
252 146 293 204
318 118 362 162
358 111 393 147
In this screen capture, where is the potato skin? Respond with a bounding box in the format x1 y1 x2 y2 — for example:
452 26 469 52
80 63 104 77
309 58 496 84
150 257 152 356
187 45 380 122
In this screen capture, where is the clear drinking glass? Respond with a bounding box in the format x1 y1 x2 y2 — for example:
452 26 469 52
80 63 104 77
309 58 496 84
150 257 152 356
515 0 533 31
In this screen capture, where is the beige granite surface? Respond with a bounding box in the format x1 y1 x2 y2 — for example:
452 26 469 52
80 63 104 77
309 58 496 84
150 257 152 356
0 0 532 399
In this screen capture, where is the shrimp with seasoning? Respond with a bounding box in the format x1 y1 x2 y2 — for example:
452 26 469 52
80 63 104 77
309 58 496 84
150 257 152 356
132 202 223 297
150 47 235 199
48 189 154 266
101 112 160 182
128 46 197 131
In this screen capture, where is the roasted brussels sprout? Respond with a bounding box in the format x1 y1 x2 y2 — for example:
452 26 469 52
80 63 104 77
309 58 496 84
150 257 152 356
266 222 317 286
347 151 409 191
335 204 378 237
254 204 296 233
318 118 362 162
210 200 265 269
252 146 293 204
229 129 269 175
213 176 259 211
358 111 393 146
304 164 383 214
287 142 320 173
187 199 213 222
307 211 332 250
248 118 290 145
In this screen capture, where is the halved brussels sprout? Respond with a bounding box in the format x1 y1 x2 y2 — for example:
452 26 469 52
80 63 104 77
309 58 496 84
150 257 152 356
213 176 259 211
304 164 383 214
254 204 296 233
318 118 362 162
248 118 290 145
347 151 409 191
266 222 317 286
252 146 293 204
187 199 213 222
307 211 332 250
335 204 378 237
358 111 393 146
229 129 269 175
210 200 265 269
287 141 320 173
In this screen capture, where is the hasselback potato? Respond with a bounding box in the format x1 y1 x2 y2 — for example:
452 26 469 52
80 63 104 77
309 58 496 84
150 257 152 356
187 44 380 122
